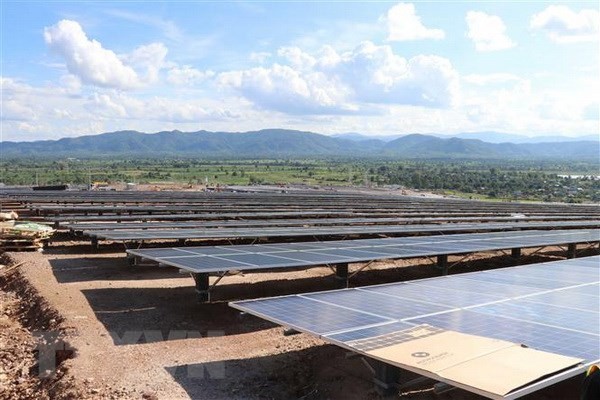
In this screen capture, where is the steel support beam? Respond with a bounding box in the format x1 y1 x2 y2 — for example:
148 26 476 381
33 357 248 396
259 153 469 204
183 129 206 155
437 254 448 275
335 263 349 288
511 248 521 259
371 359 401 396
567 243 577 259
192 272 210 303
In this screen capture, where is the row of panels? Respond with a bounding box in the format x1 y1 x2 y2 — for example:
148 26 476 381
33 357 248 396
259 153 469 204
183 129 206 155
88 220 600 242
230 256 600 399
128 229 600 274
62 214 600 232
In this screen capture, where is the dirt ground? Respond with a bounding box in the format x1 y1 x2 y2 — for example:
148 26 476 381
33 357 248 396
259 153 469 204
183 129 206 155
0 243 596 400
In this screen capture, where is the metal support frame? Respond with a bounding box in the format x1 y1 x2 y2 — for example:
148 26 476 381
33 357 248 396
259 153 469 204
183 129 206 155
189 271 230 303
511 247 521 259
437 254 448 275
577 240 600 254
335 263 349 288
369 358 401 396
348 260 376 280
446 253 475 271
191 272 210 302
123 241 144 251
526 246 548 257
567 243 577 259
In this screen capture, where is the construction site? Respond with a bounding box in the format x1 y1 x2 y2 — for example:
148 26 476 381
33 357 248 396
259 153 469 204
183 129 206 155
1 187 599 400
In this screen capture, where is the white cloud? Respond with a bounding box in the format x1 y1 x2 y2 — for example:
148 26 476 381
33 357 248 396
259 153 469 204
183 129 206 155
59 74 82 96
466 11 516 51
124 42 168 84
44 20 169 90
582 102 599 120
44 20 141 89
530 5 599 43
2 99 37 121
277 47 316 69
383 3 444 41
249 51 271 64
218 42 459 114
86 91 237 123
463 73 522 86
332 42 459 108
218 64 355 115
166 66 215 86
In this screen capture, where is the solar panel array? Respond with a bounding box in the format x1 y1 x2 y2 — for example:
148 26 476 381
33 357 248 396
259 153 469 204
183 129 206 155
127 229 599 274
230 256 600 398
87 220 600 242
61 214 600 232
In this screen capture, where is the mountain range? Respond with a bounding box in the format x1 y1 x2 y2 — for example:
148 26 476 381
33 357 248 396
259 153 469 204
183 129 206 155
1 129 598 159
332 132 599 143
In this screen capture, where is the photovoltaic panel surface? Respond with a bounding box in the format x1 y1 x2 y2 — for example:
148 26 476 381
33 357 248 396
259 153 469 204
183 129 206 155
128 229 599 274
230 256 600 398
86 220 600 241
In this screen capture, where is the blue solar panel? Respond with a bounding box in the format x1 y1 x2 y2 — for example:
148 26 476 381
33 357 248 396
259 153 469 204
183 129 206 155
362 282 505 308
566 283 600 297
307 248 392 260
129 229 599 275
303 290 452 320
501 266 597 284
167 256 248 270
409 309 599 362
231 256 600 368
218 253 305 267
524 286 599 312
235 295 390 335
324 321 416 343
459 271 573 290
411 276 542 297
468 299 599 335
157 246 245 256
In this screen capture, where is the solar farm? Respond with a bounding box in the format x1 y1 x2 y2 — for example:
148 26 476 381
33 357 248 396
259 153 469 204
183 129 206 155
1 188 599 399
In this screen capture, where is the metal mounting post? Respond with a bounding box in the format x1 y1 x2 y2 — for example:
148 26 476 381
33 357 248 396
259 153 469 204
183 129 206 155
511 248 521 259
437 254 448 275
567 243 577 259
126 254 136 266
335 263 349 288
91 237 99 251
371 359 400 396
192 272 210 303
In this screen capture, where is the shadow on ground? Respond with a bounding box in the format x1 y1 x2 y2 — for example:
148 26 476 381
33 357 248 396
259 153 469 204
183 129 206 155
164 340 587 400
48 256 184 283
164 344 380 400
80 286 273 345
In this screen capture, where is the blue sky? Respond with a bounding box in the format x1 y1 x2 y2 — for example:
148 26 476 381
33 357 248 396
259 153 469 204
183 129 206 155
1 1 598 141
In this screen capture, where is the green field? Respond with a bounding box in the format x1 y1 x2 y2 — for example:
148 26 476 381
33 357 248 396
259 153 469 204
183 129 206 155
1 158 598 203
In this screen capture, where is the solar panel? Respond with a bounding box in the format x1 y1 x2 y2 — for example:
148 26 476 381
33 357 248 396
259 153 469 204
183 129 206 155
523 286 599 312
230 256 600 398
85 220 600 242
468 299 599 335
409 310 599 362
363 282 505 308
127 229 600 275
237 295 390 334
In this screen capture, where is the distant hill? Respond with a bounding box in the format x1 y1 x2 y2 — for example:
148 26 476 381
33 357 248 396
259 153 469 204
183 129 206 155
450 132 599 144
333 131 599 144
1 129 598 159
